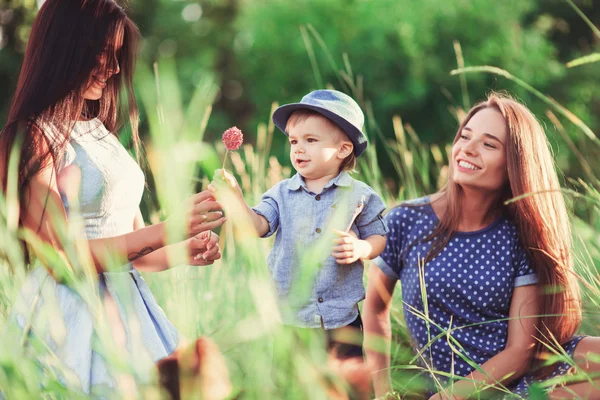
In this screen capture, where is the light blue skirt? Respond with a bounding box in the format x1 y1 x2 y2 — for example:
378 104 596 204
4 265 179 396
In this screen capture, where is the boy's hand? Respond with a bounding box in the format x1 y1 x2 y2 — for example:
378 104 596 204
332 229 370 264
209 169 270 236
208 169 244 201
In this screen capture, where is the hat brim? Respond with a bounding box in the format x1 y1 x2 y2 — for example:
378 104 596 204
272 103 368 157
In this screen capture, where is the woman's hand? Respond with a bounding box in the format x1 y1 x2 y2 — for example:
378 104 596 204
187 231 221 266
166 190 226 240
131 231 221 272
332 229 370 264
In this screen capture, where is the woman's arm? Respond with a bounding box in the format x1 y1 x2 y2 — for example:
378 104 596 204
363 264 397 398
431 285 540 400
133 207 145 230
132 231 222 272
22 158 225 274
129 207 223 272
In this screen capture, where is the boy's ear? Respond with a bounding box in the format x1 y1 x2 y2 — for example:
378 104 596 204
338 141 354 159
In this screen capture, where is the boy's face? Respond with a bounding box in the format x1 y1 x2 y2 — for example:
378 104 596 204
287 116 352 180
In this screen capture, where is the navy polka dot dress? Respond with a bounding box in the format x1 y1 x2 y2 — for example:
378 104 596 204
372 197 583 396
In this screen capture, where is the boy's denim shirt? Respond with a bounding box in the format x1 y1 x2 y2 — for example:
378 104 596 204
253 171 389 329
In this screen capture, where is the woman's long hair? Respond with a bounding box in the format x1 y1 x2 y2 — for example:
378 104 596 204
429 92 581 375
0 0 141 213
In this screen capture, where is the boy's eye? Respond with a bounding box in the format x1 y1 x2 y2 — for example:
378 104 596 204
290 140 297 145
307 138 316 143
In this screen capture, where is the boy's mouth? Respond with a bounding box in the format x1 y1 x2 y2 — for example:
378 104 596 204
295 159 310 167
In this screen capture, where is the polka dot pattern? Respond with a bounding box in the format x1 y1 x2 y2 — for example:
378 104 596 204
378 198 537 380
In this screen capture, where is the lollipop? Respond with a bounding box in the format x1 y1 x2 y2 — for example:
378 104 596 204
221 126 243 171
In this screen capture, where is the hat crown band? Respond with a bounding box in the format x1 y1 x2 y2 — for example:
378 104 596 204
300 90 364 128
272 89 368 156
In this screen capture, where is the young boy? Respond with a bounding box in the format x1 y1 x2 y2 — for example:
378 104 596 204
212 89 388 359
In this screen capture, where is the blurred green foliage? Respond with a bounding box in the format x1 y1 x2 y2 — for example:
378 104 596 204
0 1 599 397
1 1 599 175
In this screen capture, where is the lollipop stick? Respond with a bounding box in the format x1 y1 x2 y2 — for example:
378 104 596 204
345 195 366 232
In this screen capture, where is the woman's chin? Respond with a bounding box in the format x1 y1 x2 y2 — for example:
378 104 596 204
455 179 484 191
83 89 103 101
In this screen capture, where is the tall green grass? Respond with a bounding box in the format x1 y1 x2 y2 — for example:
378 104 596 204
0 4 599 399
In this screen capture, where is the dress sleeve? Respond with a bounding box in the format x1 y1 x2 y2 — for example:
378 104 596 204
513 242 538 287
372 207 405 281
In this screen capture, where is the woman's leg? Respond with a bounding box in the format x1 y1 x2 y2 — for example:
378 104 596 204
549 336 600 399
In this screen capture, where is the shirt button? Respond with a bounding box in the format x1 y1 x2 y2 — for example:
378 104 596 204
318 297 324 303
315 228 321 233
315 195 321 201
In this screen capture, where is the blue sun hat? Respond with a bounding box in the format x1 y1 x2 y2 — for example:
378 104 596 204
272 89 368 156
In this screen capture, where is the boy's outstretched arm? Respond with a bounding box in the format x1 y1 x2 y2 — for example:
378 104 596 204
331 231 386 264
209 169 270 237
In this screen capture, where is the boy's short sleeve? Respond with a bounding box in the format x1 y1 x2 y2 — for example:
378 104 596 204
371 208 404 281
252 184 281 238
354 188 388 239
513 243 538 287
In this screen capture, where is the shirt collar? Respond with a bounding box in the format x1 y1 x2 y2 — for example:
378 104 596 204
286 171 352 192
286 173 305 191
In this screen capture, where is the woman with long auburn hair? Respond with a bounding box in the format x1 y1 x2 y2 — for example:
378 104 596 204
364 92 600 399
0 0 226 394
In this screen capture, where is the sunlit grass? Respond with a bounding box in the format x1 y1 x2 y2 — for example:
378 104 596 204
0 20 599 400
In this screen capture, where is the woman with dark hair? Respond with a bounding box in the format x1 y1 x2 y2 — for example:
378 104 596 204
0 0 225 394
364 93 600 399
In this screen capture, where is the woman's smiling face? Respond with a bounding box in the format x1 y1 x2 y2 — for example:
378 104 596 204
83 33 123 101
451 107 509 193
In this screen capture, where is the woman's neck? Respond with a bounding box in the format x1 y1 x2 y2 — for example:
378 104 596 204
431 188 504 232
79 105 99 121
458 187 503 231
78 114 96 121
